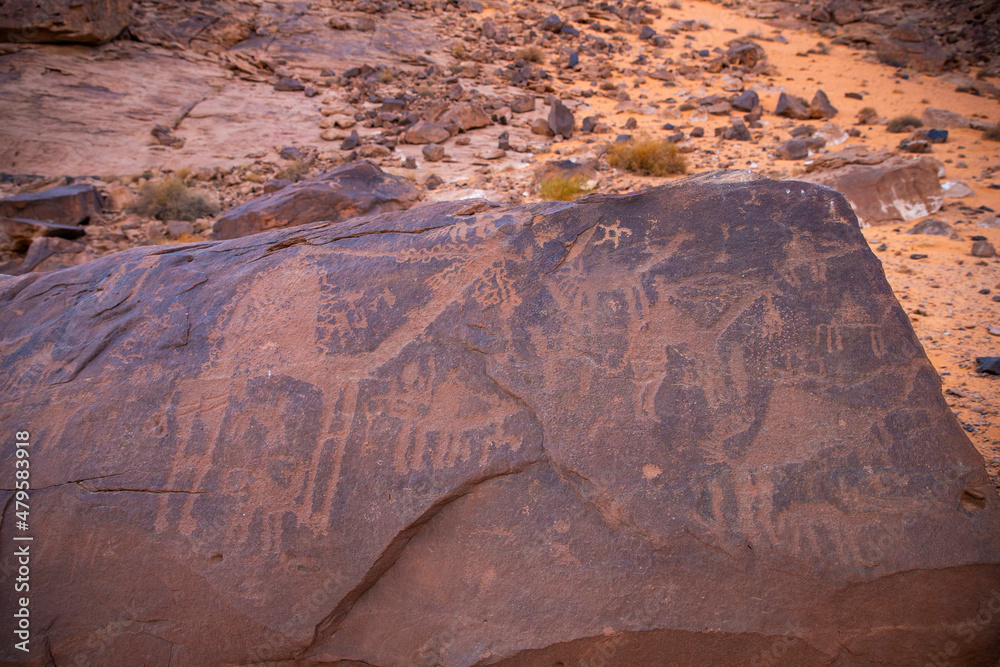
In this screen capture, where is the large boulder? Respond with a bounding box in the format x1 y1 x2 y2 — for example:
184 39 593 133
801 152 944 226
0 183 103 225
0 0 130 44
212 160 421 240
2 172 998 666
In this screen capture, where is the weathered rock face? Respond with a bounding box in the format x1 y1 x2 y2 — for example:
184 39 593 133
0 0 130 43
212 160 421 240
801 153 944 226
2 172 998 667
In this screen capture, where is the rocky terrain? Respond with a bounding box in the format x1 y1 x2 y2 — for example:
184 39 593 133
2 173 999 665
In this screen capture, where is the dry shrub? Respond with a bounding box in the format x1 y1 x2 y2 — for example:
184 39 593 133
539 174 593 201
134 177 218 221
275 159 311 182
886 114 922 133
983 123 1000 142
516 46 544 63
607 136 687 176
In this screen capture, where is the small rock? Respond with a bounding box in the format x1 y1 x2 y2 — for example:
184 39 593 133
539 14 563 32
942 181 974 198
809 90 838 119
151 124 184 148
909 254 928 259
279 146 304 161
971 240 997 258
775 139 809 160
273 77 305 92
424 174 444 190
405 121 450 144
732 90 759 112
510 95 535 113
624 117 637 130
975 357 1000 374
898 136 932 154
422 144 445 162
581 116 599 133
547 100 575 138
340 130 360 151
922 129 948 144
907 218 952 236
775 93 811 120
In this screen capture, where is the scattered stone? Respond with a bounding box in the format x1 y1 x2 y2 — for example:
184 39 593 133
809 90 838 119
856 107 882 125
829 0 862 25
474 148 506 160
814 123 848 147
401 156 417 169
877 23 947 73
732 90 759 112
404 121 450 144
423 173 443 189
775 139 809 160
921 107 976 129
510 95 535 113
690 126 705 138
539 14 563 32
212 160 421 240
273 77 305 92
0 184 103 225
723 119 751 141
976 357 1000 374
942 181 974 198
775 93 811 120
340 130 360 151
151 124 184 148
547 99 575 138
623 118 637 130
440 103 492 131
279 146 304 161
725 41 767 68
422 144 445 162
898 136 932 154
972 240 997 258
910 253 928 259
907 218 952 236
167 220 194 238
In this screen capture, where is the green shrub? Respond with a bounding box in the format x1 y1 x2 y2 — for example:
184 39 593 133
886 114 922 133
607 136 687 176
134 177 218 221
539 174 594 201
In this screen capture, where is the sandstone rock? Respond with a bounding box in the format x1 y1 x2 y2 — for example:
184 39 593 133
774 92 811 120
548 99 575 138
404 121 451 144
273 77 306 92
920 107 979 129
2 172 998 666
212 160 421 239
801 154 944 226
972 240 997 258
0 0 130 43
439 103 492 132
151 124 184 148
0 183 103 225
941 180 974 198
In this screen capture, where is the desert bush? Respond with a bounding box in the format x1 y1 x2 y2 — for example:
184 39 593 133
983 123 1000 142
600 81 617 91
679 102 696 111
516 46 544 63
275 159 311 182
539 174 594 201
886 114 923 133
134 177 218 221
667 0 682 8
607 136 687 176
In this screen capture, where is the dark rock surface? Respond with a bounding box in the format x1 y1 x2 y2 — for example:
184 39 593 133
547 99 575 138
212 160 421 239
0 183 103 225
1 171 998 667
